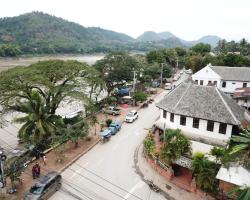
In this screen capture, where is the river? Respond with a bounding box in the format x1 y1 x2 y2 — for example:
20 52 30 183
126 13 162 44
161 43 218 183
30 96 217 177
0 54 105 72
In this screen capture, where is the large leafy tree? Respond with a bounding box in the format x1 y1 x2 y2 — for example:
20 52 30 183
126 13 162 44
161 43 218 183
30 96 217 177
94 51 141 96
13 91 63 144
191 43 211 55
0 60 97 117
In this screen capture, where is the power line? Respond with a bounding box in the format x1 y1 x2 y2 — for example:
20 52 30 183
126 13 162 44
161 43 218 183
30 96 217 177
74 162 143 200
68 167 128 200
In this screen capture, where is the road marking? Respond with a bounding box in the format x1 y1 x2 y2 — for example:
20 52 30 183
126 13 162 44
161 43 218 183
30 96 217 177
123 180 144 199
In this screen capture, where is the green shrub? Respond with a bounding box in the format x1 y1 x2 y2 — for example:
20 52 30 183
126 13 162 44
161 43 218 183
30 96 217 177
105 118 112 127
143 137 156 155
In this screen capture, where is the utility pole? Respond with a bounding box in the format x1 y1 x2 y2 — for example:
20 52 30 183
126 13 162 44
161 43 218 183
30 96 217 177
176 57 179 69
0 149 7 194
132 70 136 93
160 63 164 88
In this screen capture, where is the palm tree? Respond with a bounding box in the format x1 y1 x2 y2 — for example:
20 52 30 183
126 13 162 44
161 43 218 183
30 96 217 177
63 115 89 148
192 153 219 192
160 129 191 165
13 90 63 144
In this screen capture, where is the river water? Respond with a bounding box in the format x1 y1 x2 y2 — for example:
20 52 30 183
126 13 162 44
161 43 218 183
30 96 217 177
0 54 105 72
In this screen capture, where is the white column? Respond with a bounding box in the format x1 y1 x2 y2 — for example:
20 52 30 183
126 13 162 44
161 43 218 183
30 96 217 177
226 124 233 137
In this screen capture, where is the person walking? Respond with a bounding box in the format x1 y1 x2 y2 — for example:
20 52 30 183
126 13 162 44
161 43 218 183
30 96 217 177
32 165 37 179
34 162 40 178
43 155 47 165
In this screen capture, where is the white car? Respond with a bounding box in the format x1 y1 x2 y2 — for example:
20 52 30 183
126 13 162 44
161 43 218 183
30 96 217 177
165 83 172 90
125 110 138 123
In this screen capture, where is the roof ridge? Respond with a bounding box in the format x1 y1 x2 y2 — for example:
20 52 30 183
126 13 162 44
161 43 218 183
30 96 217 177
215 87 239 124
173 82 191 110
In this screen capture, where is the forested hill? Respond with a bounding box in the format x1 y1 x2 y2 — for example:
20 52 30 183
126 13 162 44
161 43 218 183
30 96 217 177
0 12 135 54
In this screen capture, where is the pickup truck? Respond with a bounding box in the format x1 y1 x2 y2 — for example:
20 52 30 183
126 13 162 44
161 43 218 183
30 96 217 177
103 106 121 115
108 121 122 135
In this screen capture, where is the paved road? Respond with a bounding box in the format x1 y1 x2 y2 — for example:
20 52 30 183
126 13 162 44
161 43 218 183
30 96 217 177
50 73 189 200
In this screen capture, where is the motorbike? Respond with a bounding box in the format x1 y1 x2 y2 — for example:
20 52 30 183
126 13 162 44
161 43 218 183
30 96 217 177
148 180 160 192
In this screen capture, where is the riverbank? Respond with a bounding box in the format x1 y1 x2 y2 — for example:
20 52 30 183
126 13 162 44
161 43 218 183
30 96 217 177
0 54 105 71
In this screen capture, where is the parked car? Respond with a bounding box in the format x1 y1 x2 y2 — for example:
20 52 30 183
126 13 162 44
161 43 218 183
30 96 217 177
125 110 138 123
108 121 122 135
117 88 130 96
185 69 193 74
152 81 160 88
164 83 172 90
24 171 62 200
100 129 112 142
173 74 180 81
103 106 121 115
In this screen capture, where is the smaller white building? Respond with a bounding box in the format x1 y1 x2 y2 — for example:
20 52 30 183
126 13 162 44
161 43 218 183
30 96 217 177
192 64 250 94
155 82 249 149
233 87 250 110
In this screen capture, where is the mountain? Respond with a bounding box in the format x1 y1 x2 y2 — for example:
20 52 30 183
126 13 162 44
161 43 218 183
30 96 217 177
136 31 176 41
0 12 222 55
136 31 163 41
157 32 176 40
0 12 134 54
195 35 221 47
137 31 221 47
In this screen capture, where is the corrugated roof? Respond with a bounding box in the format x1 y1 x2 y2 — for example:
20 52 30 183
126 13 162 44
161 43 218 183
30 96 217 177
156 82 245 125
211 66 250 81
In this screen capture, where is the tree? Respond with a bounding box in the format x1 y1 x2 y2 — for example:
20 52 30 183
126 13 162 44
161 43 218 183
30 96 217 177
146 50 165 64
13 91 63 144
94 51 141 96
210 147 226 164
192 153 219 192
185 54 204 73
63 116 89 148
0 60 96 117
191 43 211 55
160 129 191 165
133 91 148 103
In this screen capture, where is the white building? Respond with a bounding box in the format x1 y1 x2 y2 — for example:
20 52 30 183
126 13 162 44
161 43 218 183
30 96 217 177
192 64 250 94
155 82 250 151
233 87 250 110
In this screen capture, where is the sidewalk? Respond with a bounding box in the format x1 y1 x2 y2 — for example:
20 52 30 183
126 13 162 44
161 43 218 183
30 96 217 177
135 144 209 200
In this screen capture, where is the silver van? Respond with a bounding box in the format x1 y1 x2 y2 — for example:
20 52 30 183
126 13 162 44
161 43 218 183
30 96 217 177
24 171 62 200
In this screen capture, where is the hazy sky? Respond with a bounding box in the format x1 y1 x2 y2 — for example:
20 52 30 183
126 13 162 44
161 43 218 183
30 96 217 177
1 0 250 41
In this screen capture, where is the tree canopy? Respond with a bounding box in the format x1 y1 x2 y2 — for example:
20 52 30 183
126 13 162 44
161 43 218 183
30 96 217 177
94 51 141 95
0 60 98 117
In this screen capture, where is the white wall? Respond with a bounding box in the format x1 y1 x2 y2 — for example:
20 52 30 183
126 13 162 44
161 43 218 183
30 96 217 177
161 110 232 141
236 99 250 109
192 64 222 88
220 81 250 94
